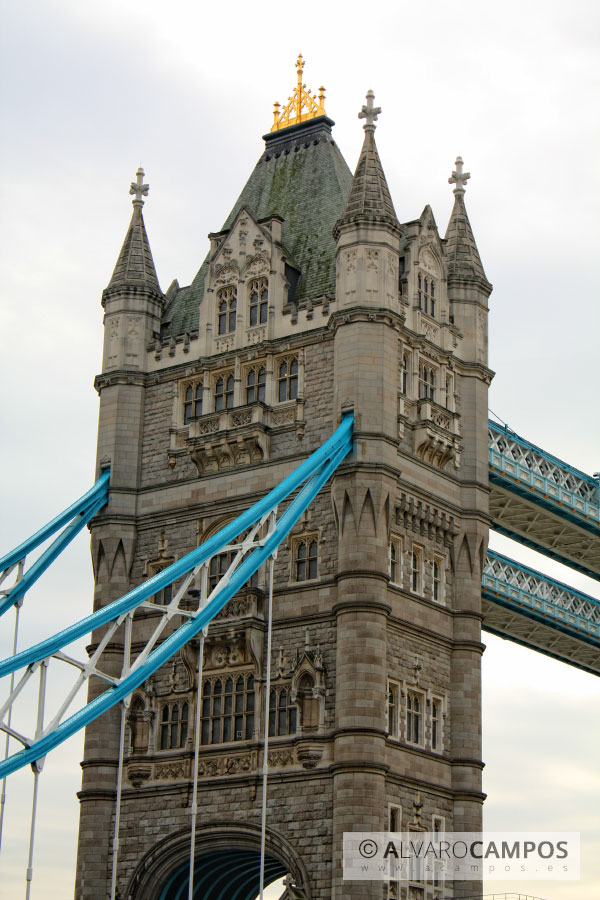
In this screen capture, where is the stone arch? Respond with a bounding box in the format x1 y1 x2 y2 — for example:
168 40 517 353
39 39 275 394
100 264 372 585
124 822 311 900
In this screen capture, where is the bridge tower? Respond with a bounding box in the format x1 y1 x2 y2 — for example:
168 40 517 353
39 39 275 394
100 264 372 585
75 59 492 900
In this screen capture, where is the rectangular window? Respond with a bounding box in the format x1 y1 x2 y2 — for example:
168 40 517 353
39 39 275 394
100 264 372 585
400 353 409 395
432 555 444 603
268 687 297 737
411 546 423 594
277 358 299 402
389 536 402 585
387 681 400 738
215 373 234 411
388 804 402 888
294 537 318 582
432 817 445 888
200 674 255 745
431 697 443 752
159 701 188 750
418 362 436 401
406 689 424 745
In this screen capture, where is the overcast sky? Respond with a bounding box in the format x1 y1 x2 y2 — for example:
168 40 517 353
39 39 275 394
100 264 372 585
1 1 599 898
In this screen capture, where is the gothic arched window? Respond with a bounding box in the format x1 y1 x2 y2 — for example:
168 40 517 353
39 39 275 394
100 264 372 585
246 366 266 404
418 363 436 401
217 286 237 335
278 358 299 402
400 353 409 395
200 673 255 744
295 539 318 582
160 701 188 750
215 373 234 411
406 690 422 745
184 382 203 424
268 687 297 737
417 272 436 317
249 278 268 327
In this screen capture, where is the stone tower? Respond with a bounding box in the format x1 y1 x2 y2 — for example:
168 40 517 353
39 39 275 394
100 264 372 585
75 59 492 900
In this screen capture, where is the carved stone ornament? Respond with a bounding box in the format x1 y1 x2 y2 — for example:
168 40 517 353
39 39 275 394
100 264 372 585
244 253 270 277
197 750 258 777
153 760 189 781
214 261 239 287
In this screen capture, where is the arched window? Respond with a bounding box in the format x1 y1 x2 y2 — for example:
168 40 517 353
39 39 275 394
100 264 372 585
389 536 402 585
268 687 297 737
246 366 266 404
278 358 299 402
411 546 423 594
184 382 203 424
215 374 234 411
388 681 400 737
295 539 318 582
201 673 255 744
406 690 422 745
249 278 268 327
160 701 188 750
419 363 436 401
444 375 452 410
417 272 436 317
297 672 319 731
217 286 237 335
400 353 409 395
431 698 441 750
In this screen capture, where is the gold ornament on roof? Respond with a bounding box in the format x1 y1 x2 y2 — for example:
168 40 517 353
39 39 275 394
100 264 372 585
271 54 327 132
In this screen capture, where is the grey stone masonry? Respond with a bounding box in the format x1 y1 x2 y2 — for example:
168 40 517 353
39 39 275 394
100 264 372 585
75 97 492 900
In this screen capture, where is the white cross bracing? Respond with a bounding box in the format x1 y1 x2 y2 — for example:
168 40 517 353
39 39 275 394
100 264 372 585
489 425 600 514
0 513 275 760
483 552 600 636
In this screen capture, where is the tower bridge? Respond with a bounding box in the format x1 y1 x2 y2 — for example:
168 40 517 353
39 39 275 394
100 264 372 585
1 56 597 900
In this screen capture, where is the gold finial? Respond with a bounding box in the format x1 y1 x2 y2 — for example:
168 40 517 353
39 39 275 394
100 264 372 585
271 54 327 132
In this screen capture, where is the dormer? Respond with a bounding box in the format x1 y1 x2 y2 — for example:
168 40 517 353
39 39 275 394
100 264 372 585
200 207 288 355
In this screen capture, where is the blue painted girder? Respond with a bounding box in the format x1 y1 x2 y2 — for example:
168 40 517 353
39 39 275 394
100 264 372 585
0 415 353 777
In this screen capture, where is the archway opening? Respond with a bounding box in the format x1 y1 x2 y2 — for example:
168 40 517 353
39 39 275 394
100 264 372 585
158 848 288 900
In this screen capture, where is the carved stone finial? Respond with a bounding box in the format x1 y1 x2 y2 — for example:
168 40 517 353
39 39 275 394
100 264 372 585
449 156 470 195
129 166 149 207
358 90 381 131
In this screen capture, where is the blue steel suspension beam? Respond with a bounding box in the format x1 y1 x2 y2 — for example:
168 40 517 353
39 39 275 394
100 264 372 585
0 470 110 617
0 415 353 777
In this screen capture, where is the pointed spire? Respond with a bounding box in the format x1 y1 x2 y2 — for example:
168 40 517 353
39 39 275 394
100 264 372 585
444 156 490 287
334 91 401 238
106 167 161 292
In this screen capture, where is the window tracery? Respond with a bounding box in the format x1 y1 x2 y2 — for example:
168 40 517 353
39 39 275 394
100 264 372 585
268 687 297 737
418 362 436 401
248 277 268 326
159 701 188 750
217 285 237 335
417 272 436 317
200 673 255 745
214 373 234 411
246 366 266 404
183 381 203 424
277 357 299 402
294 537 318 582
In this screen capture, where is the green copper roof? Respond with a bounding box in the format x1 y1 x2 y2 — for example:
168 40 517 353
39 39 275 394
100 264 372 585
162 118 352 338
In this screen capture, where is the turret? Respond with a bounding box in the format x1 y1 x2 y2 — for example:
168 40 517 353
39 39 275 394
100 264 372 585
96 167 164 490
445 156 492 365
